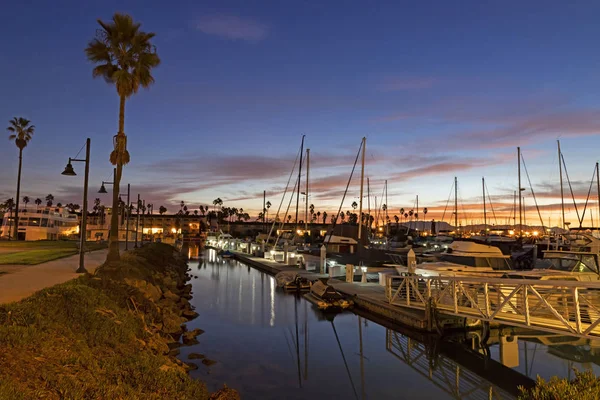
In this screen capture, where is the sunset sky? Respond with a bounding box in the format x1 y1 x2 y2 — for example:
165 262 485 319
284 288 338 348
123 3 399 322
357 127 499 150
2 0 600 227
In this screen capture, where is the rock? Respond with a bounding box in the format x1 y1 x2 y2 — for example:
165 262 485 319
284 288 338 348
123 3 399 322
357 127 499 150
182 310 199 320
167 341 181 350
163 290 180 302
188 353 205 360
210 385 239 400
182 293 193 300
182 328 204 345
125 278 163 302
162 311 186 335
169 348 181 357
202 359 217 366
185 362 199 371
147 336 170 355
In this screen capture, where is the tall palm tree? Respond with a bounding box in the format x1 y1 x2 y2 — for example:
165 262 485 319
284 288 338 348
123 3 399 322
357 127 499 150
45 194 54 207
86 13 161 262
351 201 358 210
35 198 42 208
7 117 35 239
22 196 30 210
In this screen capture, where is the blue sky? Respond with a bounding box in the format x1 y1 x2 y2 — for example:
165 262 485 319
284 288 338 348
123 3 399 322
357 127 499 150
1 0 600 227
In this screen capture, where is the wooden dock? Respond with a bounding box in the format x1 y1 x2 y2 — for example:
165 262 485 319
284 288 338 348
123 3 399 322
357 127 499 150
228 250 464 332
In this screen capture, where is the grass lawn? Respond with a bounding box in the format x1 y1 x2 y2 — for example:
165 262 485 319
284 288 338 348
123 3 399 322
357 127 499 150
0 241 107 265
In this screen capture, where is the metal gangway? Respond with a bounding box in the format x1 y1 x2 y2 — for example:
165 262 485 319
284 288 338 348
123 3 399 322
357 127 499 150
386 330 514 399
386 275 600 338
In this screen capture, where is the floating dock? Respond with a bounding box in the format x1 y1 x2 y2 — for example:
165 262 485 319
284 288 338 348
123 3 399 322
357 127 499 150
229 250 465 332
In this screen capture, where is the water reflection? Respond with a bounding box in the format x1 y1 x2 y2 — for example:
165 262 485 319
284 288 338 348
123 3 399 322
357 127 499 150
181 249 600 400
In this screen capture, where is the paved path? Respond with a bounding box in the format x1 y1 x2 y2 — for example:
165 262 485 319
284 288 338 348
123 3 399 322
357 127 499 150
0 248 115 304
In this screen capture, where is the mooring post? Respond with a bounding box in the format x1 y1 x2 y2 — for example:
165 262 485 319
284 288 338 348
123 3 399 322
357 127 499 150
346 264 354 283
283 242 289 264
320 245 326 274
407 248 417 274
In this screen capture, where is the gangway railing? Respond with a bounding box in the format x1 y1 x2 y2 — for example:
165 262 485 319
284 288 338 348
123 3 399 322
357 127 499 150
386 275 600 338
386 330 513 399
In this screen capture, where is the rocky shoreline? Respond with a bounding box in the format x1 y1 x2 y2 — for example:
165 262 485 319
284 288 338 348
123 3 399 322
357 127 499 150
0 243 239 399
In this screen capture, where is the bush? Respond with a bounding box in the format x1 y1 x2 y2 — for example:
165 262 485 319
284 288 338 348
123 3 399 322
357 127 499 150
519 370 600 400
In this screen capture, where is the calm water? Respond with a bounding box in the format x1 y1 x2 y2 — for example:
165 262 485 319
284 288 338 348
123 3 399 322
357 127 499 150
181 249 600 400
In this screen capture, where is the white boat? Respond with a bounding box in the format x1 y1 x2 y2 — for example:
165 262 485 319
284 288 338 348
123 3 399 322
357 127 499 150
437 240 512 269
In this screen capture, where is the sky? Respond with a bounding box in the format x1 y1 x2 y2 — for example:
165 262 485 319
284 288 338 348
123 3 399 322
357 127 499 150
2 0 600 228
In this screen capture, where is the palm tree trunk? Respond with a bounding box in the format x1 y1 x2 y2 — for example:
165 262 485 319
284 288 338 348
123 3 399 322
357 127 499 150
106 96 126 262
14 148 23 240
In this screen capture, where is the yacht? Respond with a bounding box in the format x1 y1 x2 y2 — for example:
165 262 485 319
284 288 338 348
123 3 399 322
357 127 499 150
505 231 600 281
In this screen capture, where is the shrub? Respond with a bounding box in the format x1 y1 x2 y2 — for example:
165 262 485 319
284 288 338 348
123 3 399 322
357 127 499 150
518 370 600 400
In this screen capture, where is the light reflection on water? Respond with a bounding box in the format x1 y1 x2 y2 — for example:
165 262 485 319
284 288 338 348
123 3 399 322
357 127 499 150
180 249 600 400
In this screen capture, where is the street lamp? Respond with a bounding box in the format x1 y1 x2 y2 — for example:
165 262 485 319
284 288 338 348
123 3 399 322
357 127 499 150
61 138 90 274
98 170 131 250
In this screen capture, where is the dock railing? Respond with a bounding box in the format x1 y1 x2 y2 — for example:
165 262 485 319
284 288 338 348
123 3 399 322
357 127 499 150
386 274 600 338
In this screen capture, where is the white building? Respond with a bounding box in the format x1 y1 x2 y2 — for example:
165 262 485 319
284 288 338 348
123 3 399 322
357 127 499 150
1 205 79 241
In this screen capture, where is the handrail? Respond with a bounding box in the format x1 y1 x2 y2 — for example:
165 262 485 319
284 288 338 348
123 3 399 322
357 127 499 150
386 274 600 338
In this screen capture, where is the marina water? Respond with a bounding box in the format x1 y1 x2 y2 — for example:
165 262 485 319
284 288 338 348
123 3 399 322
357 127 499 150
180 248 600 399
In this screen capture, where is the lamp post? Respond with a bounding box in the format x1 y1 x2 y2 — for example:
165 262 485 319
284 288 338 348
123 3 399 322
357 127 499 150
61 138 91 274
99 172 131 250
135 194 141 248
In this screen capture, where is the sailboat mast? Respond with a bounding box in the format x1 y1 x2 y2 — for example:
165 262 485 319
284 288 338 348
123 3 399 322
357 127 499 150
596 162 600 229
513 191 517 229
416 194 419 233
367 177 371 237
385 180 389 236
558 140 566 229
305 149 310 232
454 177 458 232
523 195 527 230
518 147 522 237
295 135 305 232
358 137 366 240
482 177 487 236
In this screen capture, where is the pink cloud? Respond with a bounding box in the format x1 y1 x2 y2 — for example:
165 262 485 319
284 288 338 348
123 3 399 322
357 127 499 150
196 15 268 42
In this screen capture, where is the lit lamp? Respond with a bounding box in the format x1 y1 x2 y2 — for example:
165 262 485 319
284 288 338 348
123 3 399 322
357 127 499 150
98 170 131 250
61 138 91 274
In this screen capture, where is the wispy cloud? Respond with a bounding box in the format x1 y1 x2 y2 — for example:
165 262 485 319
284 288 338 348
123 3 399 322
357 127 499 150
196 15 269 42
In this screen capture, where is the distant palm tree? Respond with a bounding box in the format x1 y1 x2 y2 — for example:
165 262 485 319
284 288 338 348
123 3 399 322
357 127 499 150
86 13 160 262
4 198 15 239
199 205 205 216
8 117 35 239
322 211 328 224
351 201 358 210
340 212 345 223
56 203 63 208
394 215 399 226
180 201 185 211
287 215 292 223
22 196 30 209
35 198 42 208
45 194 54 207
159 205 167 215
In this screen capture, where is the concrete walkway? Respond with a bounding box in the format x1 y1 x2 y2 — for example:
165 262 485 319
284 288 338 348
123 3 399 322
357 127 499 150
0 249 110 304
